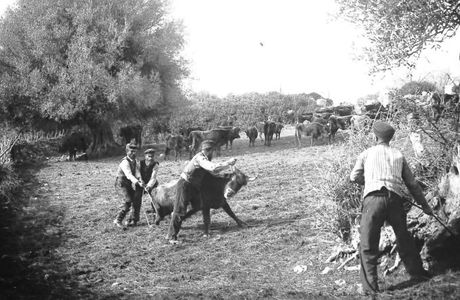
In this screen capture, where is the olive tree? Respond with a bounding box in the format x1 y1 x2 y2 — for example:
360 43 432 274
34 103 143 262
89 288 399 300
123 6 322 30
0 0 188 156
335 0 460 73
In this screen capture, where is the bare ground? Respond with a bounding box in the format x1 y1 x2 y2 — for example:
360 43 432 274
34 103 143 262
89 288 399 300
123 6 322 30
5 127 460 299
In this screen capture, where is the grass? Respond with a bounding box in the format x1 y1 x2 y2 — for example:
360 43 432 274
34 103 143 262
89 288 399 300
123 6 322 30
1 126 460 299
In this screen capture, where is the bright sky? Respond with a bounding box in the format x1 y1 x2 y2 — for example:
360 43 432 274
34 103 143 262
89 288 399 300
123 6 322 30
1 0 460 103
171 0 460 103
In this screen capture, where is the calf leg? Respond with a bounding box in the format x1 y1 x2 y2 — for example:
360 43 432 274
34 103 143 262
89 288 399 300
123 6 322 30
202 207 211 236
222 201 247 227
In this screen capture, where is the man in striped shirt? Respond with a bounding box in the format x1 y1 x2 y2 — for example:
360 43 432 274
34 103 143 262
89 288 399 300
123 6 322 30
350 121 433 295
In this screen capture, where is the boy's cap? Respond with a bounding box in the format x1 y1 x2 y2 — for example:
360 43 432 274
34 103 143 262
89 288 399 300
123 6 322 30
144 148 155 155
201 140 215 150
373 121 395 141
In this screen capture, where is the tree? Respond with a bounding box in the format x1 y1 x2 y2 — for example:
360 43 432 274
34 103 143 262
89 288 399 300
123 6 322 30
335 0 460 73
398 80 438 96
0 0 188 157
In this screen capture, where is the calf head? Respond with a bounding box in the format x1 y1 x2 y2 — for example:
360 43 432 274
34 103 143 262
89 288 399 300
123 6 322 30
223 167 256 199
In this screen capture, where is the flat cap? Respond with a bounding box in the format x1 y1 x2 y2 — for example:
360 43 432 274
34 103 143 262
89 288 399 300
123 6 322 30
373 121 395 141
201 140 215 150
125 143 138 151
144 148 155 155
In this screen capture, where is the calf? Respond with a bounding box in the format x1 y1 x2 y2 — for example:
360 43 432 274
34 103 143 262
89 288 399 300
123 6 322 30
295 122 327 147
245 126 258 147
150 167 256 237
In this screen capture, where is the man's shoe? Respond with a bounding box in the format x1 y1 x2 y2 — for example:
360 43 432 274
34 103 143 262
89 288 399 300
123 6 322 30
113 219 124 228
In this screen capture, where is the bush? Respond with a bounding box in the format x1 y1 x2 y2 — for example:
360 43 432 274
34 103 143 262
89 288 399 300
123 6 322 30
317 128 375 242
0 163 22 210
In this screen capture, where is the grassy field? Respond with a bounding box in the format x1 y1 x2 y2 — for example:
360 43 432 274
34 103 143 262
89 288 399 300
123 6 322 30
3 126 460 299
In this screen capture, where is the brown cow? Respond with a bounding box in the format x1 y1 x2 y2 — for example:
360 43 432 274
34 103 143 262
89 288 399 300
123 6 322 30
295 122 327 147
150 167 255 237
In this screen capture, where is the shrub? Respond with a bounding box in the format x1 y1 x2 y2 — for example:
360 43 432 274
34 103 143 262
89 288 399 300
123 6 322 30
317 128 375 242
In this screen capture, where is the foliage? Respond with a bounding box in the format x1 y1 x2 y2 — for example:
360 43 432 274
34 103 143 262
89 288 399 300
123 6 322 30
168 91 321 130
398 80 438 96
0 0 188 130
335 0 460 73
318 129 375 242
389 88 459 188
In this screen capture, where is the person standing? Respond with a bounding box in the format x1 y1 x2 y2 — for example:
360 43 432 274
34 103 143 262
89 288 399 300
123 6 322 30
167 140 236 242
350 121 433 295
114 143 144 228
140 148 160 194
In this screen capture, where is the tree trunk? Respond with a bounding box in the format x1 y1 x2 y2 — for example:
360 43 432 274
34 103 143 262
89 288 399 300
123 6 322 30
86 119 121 159
409 147 460 273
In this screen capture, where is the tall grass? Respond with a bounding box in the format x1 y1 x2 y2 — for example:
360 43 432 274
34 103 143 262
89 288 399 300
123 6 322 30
317 127 375 242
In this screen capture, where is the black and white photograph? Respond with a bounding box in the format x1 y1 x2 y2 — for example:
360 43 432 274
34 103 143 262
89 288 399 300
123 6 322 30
1 0 460 299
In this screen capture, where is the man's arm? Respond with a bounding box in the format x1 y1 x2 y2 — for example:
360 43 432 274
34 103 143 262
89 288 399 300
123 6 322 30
196 156 237 174
120 159 141 185
350 152 365 185
146 163 159 189
402 157 433 215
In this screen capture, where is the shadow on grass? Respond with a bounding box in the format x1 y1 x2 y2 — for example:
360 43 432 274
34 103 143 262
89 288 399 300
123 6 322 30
0 161 124 299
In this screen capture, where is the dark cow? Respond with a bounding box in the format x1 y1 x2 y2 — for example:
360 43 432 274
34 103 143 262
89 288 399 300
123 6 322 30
245 126 258 147
150 167 255 237
218 126 241 149
326 115 352 142
295 122 327 147
164 134 188 161
274 122 283 140
119 125 142 146
189 129 232 158
59 132 89 161
264 121 276 146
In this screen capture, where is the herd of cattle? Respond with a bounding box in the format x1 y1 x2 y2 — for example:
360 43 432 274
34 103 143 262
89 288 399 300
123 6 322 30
57 112 376 161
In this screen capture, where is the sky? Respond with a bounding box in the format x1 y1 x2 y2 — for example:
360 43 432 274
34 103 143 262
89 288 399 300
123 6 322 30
1 0 460 103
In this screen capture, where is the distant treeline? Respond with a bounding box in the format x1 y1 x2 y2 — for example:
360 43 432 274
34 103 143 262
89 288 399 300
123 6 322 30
168 91 334 130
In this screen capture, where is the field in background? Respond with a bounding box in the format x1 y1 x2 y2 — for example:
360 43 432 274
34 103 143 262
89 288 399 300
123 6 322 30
6 126 460 299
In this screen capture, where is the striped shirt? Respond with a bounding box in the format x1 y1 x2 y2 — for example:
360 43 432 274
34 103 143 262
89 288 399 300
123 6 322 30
350 143 428 206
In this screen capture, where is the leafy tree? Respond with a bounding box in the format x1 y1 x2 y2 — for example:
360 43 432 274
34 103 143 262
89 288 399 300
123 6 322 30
0 0 188 156
398 80 438 96
335 0 460 73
